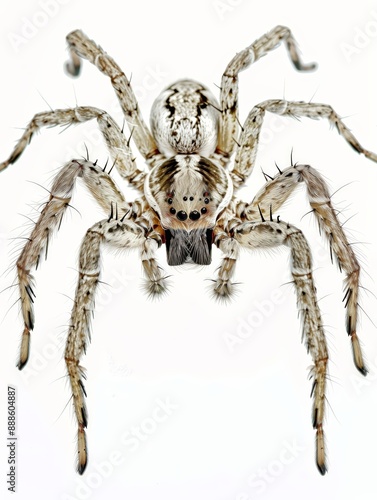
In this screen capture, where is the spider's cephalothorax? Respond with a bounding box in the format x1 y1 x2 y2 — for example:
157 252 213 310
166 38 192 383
147 80 233 264
1 26 376 476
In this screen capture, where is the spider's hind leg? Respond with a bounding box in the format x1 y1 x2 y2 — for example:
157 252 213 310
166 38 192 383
233 219 328 474
66 216 147 473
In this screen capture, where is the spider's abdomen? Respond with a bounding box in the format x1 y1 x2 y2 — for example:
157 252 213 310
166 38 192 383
150 80 219 157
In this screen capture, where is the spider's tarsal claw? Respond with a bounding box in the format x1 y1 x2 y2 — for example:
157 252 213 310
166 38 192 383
316 460 327 476
65 50 82 78
294 60 317 72
64 60 81 78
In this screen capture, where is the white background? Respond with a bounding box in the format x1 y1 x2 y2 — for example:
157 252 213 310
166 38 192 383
1 1 377 499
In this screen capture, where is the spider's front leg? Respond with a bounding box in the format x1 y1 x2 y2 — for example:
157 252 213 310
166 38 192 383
220 218 328 474
66 214 166 473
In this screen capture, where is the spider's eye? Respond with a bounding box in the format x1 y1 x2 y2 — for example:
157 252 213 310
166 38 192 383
201 207 207 214
177 210 188 221
167 198 173 204
170 207 176 214
189 210 200 221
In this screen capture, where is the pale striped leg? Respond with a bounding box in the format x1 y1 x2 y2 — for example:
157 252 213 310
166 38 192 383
212 219 241 300
16 159 129 369
237 163 367 375
231 99 377 189
0 106 146 190
140 227 169 296
218 25 316 158
65 216 146 473
233 219 328 474
65 30 160 162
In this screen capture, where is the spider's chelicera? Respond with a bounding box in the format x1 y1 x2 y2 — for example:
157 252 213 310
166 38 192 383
1 26 376 476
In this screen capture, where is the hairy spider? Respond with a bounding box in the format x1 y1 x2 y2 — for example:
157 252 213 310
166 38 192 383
1 26 376 476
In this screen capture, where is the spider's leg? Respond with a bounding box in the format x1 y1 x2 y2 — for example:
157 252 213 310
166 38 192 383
237 163 367 374
0 107 146 190
15 159 129 369
212 217 241 300
231 99 377 189
65 30 161 163
132 210 169 296
218 25 316 160
233 219 328 475
65 217 146 474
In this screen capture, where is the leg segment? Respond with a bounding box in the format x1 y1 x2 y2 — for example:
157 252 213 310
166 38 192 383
231 99 377 189
16 159 129 369
65 216 146 473
237 163 367 374
212 218 241 299
218 26 316 158
0 106 146 190
65 30 160 162
232 219 328 474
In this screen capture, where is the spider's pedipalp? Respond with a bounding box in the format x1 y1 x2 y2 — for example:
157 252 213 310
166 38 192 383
212 223 241 300
140 233 170 297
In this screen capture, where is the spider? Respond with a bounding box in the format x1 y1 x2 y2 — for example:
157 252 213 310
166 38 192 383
1 26 376 476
